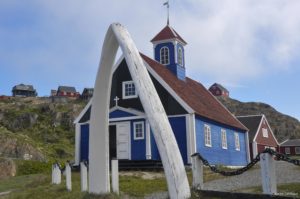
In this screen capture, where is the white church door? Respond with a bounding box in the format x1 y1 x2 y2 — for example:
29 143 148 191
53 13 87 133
116 122 131 159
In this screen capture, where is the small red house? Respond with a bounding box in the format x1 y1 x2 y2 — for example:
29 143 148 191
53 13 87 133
237 114 279 159
56 86 80 98
209 83 229 97
279 139 300 155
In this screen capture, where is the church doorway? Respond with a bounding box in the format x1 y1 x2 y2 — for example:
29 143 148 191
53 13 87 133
109 125 117 159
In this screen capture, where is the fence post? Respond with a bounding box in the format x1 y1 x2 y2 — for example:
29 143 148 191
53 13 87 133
66 162 72 191
52 163 61 184
80 162 88 192
111 159 119 194
260 153 277 195
56 164 62 184
192 155 203 190
52 164 55 184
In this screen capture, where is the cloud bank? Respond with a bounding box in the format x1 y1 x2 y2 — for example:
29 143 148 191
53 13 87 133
1 0 300 92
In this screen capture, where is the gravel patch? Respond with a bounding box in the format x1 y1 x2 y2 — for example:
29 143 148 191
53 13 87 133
203 161 300 191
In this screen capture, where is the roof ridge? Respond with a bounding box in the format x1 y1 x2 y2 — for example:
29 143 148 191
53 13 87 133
236 114 263 118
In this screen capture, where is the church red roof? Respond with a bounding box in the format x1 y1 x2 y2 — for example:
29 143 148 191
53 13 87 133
141 53 247 131
150 25 187 45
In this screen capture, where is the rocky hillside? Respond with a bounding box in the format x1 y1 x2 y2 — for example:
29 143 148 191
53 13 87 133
217 97 300 142
0 97 86 162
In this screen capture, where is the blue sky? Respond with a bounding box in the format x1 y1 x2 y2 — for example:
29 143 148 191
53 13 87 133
0 0 300 121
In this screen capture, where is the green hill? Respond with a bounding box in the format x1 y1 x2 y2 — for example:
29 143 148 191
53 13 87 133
0 97 87 163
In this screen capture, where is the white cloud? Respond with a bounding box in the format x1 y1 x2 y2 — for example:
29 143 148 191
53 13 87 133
171 0 300 85
1 0 300 93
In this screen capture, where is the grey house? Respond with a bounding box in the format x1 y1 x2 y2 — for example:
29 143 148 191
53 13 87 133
12 84 37 97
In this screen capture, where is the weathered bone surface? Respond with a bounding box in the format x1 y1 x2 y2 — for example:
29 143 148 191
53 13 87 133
89 23 190 198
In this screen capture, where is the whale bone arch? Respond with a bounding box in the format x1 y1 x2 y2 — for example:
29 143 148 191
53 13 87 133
89 23 190 199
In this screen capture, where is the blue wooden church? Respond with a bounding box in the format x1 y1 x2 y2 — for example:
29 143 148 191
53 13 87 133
74 25 250 166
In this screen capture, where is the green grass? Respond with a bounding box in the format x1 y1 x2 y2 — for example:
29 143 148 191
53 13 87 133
0 173 118 199
1 171 299 199
120 175 167 197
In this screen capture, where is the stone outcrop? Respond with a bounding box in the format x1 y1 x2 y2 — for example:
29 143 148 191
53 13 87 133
0 158 16 179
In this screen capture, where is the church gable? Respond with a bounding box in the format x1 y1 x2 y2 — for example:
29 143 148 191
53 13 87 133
110 58 188 116
109 106 144 119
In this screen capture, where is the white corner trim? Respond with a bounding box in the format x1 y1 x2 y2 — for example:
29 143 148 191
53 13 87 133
262 115 280 145
75 123 81 165
143 60 194 114
253 116 264 142
252 141 258 158
109 106 145 117
146 120 152 159
279 139 289 146
186 113 196 164
245 131 251 162
74 99 93 124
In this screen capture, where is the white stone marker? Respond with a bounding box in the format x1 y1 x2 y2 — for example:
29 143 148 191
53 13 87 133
52 163 61 184
66 163 72 191
111 159 119 194
80 162 88 192
52 164 55 184
260 153 277 194
89 23 190 198
191 155 203 190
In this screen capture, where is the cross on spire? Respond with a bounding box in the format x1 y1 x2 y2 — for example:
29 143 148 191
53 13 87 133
114 96 120 107
163 0 170 25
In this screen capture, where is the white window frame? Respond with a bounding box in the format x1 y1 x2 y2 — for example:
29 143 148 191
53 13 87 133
122 81 138 99
204 124 212 147
295 147 300 154
221 129 227 149
160 47 170 65
133 121 144 140
234 132 240 151
285 147 290 154
262 128 268 138
177 47 183 66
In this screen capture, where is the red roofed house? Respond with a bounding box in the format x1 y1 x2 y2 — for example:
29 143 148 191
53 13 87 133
56 86 80 98
209 83 229 97
279 139 300 155
73 24 250 166
237 115 279 159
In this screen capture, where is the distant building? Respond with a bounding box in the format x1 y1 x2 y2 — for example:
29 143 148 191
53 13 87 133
56 86 80 98
237 114 279 159
279 139 300 155
51 90 57 96
0 95 11 100
209 83 229 97
81 88 94 100
12 84 37 97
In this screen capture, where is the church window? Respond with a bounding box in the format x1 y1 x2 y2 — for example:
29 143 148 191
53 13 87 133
285 147 290 154
134 121 144 140
221 129 227 149
262 128 268 138
160 47 170 65
122 81 137 99
204 124 212 147
178 47 183 66
234 132 240 151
